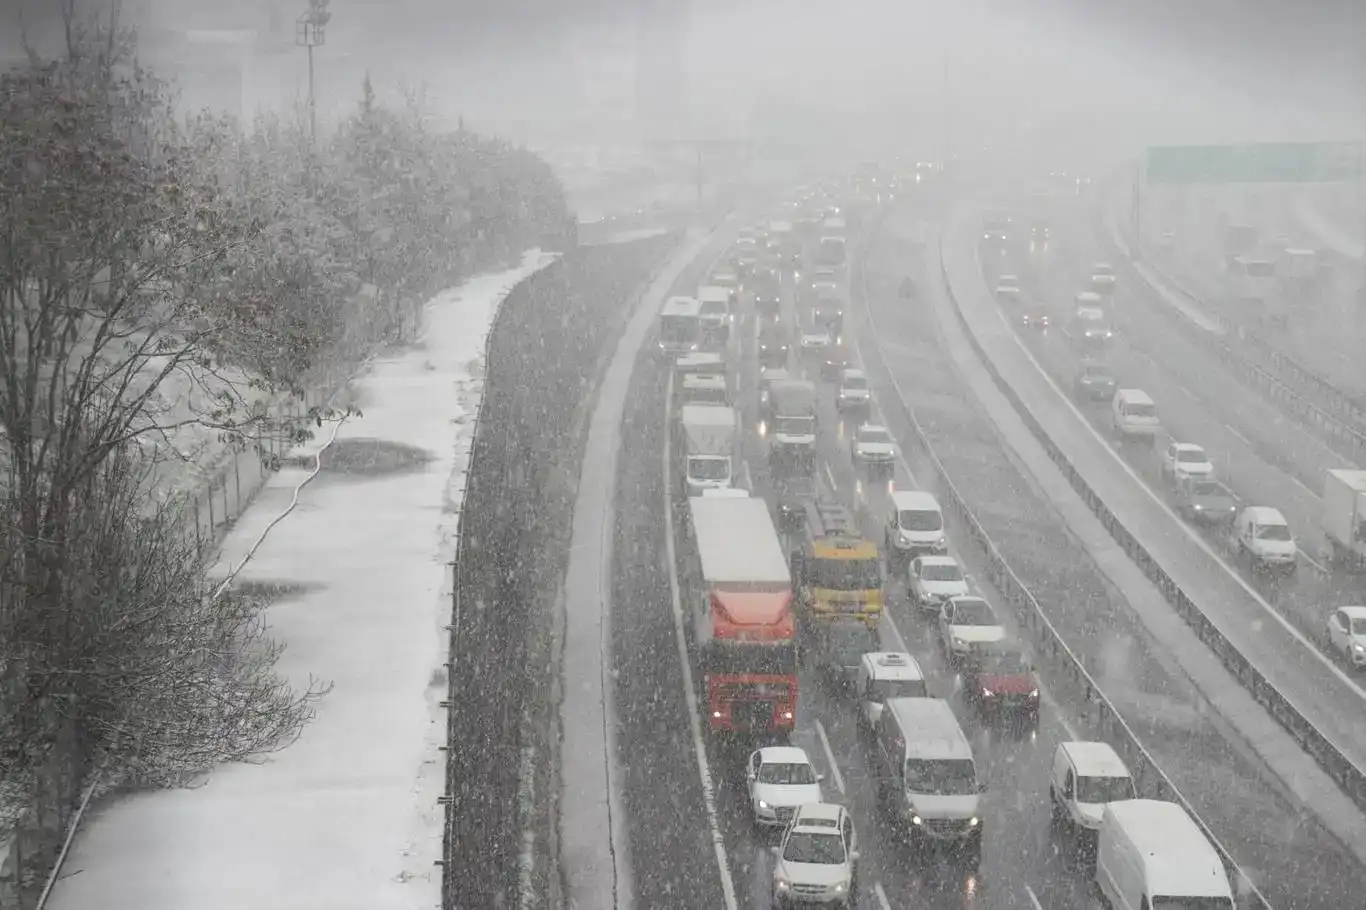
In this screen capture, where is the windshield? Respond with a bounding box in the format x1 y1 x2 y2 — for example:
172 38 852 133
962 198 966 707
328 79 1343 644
757 761 817 785
977 651 1030 675
1151 900 1233 910
905 758 977 795
685 388 728 406
1082 368 1112 381
1190 480 1222 497
810 557 882 590
1176 449 1207 463
899 509 943 532
871 678 928 700
951 599 997 626
918 562 962 582
689 457 730 481
842 376 868 390
859 429 891 445
1076 775 1136 803
661 314 697 342
773 416 815 436
713 273 737 286
782 831 846 865
1255 524 1292 541
1125 403 1157 418
818 238 847 266
699 300 727 317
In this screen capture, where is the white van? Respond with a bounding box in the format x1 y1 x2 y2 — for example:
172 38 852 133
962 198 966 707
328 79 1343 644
1233 505 1298 575
1049 741 1136 833
857 652 928 730
886 490 947 557
697 285 732 334
1095 800 1234 910
873 697 984 851
1111 389 1160 442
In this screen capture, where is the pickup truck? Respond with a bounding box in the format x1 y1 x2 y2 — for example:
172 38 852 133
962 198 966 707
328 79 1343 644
1170 475 1240 526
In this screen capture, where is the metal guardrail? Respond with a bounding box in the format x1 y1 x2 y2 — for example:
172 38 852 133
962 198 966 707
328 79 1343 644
1102 213 1366 466
853 210 1270 908
934 213 1366 888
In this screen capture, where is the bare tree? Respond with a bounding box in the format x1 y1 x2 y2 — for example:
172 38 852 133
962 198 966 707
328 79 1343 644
0 5 322 803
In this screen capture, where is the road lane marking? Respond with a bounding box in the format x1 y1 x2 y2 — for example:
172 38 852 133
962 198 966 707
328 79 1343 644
1223 423 1253 448
824 460 839 493
1025 884 1045 910
874 881 893 910
813 719 846 795
661 370 741 910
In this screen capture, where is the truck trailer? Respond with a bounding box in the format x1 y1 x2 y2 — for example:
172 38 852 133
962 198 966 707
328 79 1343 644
684 495 798 734
1322 468 1366 565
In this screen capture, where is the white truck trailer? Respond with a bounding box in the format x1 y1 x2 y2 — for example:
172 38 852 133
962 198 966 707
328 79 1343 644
679 404 739 496
1322 468 1366 565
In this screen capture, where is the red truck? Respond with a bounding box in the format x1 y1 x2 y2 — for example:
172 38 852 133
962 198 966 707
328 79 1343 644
685 494 797 734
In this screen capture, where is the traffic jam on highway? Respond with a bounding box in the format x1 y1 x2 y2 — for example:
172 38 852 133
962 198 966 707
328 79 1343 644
976 203 1366 673
647 172 1242 910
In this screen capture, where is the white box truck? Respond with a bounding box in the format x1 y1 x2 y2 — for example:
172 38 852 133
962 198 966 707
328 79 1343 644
679 404 739 495
769 379 818 461
1095 800 1234 910
1322 468 1366 565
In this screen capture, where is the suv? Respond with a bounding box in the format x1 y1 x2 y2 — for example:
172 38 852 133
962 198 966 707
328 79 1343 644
771 803 860 908
1073 361 1116 401
759 321 792 368
836 368 871 412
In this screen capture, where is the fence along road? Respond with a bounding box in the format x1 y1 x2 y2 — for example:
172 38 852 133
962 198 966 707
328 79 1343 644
936 198 1366 854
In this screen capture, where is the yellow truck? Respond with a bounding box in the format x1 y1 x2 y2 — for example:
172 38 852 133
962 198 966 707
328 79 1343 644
791 500 884 631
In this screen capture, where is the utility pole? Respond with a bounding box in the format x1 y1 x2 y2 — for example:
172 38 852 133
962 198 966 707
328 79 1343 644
295 0 331 147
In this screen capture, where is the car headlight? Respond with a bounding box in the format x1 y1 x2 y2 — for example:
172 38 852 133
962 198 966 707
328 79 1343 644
952 637 967 650
1353 643 1364 654
968 817 980 827
774 876 791 892
758 800 770 810
982 688 993 698
832 882 847 895
1029 688 1040 698
910 814 923 826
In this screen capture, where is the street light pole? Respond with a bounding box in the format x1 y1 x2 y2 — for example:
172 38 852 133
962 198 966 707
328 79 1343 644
295 0 331 147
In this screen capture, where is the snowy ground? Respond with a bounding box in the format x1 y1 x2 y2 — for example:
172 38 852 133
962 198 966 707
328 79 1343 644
45 250 557 910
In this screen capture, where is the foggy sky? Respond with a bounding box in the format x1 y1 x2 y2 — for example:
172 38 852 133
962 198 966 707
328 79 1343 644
1 0 1359 159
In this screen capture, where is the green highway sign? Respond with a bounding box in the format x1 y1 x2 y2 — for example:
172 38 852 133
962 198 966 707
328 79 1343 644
1145 141 1364 184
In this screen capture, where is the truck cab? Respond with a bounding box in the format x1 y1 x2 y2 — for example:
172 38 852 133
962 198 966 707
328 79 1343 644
769 379 819 467
678 404 738 496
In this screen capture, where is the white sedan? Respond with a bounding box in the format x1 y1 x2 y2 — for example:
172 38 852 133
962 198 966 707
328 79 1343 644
746 746 825 827
851 423 895 463
1162 442 1214 481
908 556 969 610
1326 606 1366 671
938 595 1006 661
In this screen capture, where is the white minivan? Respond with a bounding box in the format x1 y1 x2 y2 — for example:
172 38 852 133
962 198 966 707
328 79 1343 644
1233 505 1298 575
1111 389 1160 442
1095 800 1234 910
1049 741 1136 834
874 697 985 852
886 490 947 558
